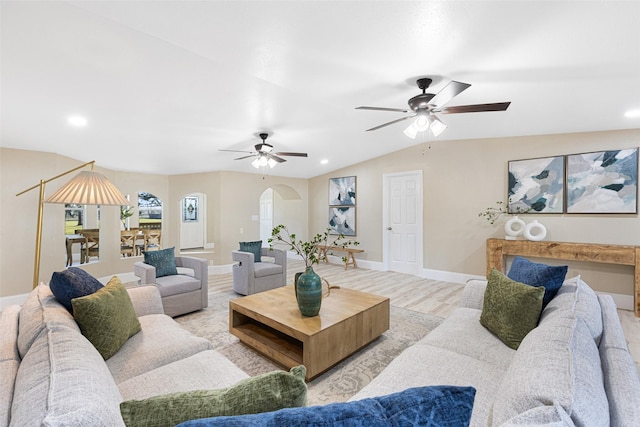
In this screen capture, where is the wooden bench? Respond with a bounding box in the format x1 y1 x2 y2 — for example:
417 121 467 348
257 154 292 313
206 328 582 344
318 245 364 269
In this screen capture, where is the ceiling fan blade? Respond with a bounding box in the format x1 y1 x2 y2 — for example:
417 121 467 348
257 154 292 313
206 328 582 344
428 81 471 107
234 155 256 161
365 115 414 131
219 149 254 154
268 154 287 163
275 152 308 157
437 102 511 114
356 106 409 113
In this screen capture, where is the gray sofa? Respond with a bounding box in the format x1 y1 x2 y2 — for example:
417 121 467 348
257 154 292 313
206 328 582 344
0 283 249 427
350 275 640 426
134 255 208 317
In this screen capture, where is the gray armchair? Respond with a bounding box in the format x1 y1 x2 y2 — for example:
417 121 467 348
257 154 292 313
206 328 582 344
232 248 287 295
134 256 208 317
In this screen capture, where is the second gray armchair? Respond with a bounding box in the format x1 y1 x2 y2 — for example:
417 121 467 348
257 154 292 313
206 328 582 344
232 247 287 295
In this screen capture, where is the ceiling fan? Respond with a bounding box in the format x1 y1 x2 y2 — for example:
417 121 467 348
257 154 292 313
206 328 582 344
219 133 308 169
356 78 511 139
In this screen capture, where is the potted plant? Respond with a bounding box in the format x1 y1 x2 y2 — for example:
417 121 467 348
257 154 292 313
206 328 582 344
269 224 359 316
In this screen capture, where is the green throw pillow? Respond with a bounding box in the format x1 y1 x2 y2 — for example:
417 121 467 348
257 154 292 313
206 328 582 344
239 240 262 263
480 269 544 350
144 247 178 277
119 365 308 427
72 276 141 360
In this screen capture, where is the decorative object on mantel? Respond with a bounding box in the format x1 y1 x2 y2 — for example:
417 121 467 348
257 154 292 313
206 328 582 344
504 216 526 240
269 224 359 317
523 220 547 241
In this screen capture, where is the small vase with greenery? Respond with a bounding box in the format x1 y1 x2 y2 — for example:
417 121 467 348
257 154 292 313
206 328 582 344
269 224 359 316
478 199 531 225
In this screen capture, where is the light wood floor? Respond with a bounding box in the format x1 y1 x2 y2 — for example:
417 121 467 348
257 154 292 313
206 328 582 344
211 259 640 373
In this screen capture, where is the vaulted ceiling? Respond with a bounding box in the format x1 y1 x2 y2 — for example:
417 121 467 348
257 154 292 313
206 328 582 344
2 1 639 178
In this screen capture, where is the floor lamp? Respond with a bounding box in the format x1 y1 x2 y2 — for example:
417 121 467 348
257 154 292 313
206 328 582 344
16 161 129 288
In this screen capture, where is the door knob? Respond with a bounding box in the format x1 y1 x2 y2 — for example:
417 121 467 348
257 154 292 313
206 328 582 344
386 227 392 231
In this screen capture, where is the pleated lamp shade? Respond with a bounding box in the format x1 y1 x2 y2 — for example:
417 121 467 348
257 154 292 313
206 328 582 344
44 171 129 206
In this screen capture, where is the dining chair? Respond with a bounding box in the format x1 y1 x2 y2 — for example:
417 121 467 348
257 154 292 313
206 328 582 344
120 230 136 257
77 229 100 263
144 229 162 252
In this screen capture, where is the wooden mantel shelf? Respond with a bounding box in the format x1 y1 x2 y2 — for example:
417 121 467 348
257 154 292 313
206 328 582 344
486 238 640 317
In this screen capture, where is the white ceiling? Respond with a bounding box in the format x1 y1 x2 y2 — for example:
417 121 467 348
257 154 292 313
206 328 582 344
2 1 640 178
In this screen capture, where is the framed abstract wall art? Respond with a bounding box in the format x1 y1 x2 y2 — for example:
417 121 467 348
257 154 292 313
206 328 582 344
508 156 564 213
566 148 638 213
329 176 356 206
328 206 356 236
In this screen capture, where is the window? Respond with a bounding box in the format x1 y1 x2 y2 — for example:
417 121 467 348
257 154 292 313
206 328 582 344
138 192 162 230
64 204 86 235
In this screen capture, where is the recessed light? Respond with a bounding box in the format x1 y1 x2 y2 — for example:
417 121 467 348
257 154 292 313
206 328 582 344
320 159 329 165
625 110 640 118
68 116 87 126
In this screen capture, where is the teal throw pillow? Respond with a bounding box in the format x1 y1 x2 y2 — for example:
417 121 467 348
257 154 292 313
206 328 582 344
120 366 307 427
72 276 141 360
507 256 568 308
480 269 545 350
144 247 178 277
49 267 104 313
174 385 476 427
239 241 262 263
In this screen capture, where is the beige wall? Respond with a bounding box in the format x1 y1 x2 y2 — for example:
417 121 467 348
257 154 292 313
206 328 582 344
3 128 640 299
309 128 640 296
0 148 308 298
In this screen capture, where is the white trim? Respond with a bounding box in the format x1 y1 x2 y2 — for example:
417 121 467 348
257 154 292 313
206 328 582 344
420 268 486 284
599 291 634 311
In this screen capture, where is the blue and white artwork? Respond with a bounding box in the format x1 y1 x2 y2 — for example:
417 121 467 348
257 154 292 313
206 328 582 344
329 207 356 236
329 176 356 206
508 156 564 213
567 148 638 213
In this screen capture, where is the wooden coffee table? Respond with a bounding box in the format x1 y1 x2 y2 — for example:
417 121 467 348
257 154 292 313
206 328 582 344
229 285 390 380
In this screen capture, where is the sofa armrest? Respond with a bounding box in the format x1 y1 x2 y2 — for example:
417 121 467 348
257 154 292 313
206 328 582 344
175 256 207 281
459 279 487 310
134 261 156 285
127 285 165 316
232 251 255 272
261 247 286 267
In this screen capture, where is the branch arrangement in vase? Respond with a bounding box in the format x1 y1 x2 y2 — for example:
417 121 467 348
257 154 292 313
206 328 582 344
269 224 359 268
478 199 531 224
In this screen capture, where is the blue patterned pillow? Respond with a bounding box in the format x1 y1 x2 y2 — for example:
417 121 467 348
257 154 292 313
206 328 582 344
239 241 262 263
50 267 104 313
175 385 476 427
144 247 178 277
507 256 568 307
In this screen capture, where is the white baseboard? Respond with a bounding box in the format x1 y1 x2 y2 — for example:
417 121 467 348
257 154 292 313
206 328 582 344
209 264 232 275
420 268 486 284
600 292 634 311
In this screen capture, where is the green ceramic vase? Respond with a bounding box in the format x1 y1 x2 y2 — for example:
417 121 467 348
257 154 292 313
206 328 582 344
296 266 322 317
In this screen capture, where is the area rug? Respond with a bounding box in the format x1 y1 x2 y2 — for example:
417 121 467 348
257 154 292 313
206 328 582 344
175 289 443 405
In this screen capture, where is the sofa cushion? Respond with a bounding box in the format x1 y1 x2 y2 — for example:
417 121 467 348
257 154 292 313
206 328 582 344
254 262 283 278
239 240 262 263
10 322 124 426
72 276 142 360
541 275 603 344
176 385 476 427
597 294 640 426
349 344 505 427
144 247 179 277
18 284 79 358
480 269 544 350
507 256 567 307
155 274 201 297
0 305 21 427
118 350 250 401
107 314 212 384
49 267 104 313
492 313 609 426
120 365 307 427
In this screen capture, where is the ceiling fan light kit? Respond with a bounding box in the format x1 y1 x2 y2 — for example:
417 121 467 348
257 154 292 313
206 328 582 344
357 77 510 139
220 132 308 170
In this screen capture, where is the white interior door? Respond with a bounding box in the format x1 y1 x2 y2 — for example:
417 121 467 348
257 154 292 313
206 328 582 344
180 193 205 249
383 170 423 275
259 188 273 247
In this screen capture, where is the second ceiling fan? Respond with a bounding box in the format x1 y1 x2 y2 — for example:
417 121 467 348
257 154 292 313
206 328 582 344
219 133 308 169
357 78 511 138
